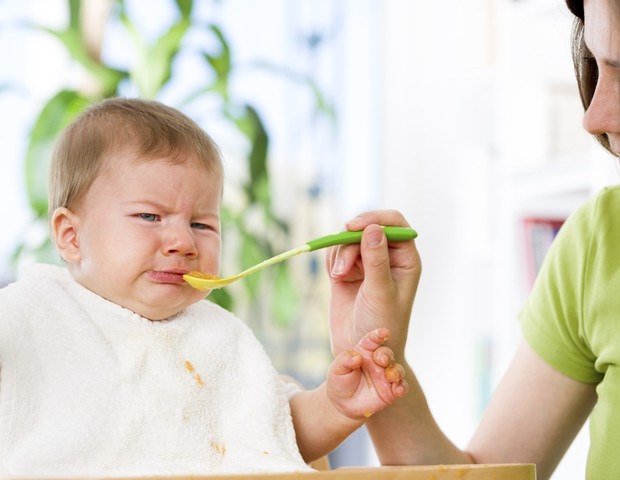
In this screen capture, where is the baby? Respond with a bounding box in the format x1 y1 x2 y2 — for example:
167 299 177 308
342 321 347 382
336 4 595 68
0 98 407 477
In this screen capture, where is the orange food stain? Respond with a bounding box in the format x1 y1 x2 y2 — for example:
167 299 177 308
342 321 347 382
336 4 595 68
184 360 205 386
210 441 227 456
385 363 401 382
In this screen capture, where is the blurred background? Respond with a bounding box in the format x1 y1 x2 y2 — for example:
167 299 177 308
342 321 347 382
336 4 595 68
1 0 618 477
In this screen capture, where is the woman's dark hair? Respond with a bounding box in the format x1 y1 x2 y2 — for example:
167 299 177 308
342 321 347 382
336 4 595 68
565 0 583 18
566 0 612 152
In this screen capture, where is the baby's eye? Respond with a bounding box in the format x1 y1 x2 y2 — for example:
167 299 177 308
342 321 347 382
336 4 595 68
138 213 160 222
190 222 210 230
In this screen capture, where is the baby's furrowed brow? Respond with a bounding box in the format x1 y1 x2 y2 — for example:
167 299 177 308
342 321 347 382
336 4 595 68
123 200 167 210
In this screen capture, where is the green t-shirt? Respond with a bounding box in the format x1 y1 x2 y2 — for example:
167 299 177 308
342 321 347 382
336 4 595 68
520 186 620 479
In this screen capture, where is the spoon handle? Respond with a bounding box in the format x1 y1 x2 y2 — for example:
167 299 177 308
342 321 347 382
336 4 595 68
305 226 417 252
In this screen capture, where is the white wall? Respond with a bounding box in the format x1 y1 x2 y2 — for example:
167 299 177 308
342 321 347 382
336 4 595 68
377 0 497 447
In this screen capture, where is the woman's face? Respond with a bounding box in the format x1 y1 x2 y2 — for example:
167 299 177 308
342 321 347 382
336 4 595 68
582 0 620 155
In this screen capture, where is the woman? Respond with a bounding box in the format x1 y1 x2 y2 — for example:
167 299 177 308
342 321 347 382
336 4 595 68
327 1 619 479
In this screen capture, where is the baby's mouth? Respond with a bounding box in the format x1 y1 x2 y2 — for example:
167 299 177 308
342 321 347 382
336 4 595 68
146 270 188 284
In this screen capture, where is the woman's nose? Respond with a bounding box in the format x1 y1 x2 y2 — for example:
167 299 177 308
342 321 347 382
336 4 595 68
163 226 198 257
582 73 620 137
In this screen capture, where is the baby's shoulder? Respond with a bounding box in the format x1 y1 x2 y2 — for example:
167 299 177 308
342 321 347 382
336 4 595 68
0 275 33 314
0 277 34 350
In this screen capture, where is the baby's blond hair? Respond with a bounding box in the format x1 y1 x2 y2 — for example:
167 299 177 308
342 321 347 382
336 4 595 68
48 97 224 214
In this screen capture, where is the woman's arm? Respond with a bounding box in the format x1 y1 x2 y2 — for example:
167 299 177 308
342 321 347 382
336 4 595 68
468 341 596 480
367 341 596 480
366 358 473 466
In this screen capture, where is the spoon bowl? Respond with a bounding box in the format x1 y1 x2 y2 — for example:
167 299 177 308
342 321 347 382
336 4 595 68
183 226 417 291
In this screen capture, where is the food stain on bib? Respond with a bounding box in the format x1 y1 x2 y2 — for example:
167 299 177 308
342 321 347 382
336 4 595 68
184 360 205 386
210 440 227 456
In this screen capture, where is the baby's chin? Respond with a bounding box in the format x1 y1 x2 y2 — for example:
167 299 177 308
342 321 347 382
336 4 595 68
129 300 190 321
70 271 199 321
110 292 192 322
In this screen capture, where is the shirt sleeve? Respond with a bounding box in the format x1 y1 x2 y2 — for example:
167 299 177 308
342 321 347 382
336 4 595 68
519 196 602 384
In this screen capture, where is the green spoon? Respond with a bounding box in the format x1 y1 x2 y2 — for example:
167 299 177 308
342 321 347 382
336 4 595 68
183 226 418 291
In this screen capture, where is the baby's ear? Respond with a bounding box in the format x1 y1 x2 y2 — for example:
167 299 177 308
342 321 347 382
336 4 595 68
51 207 81 263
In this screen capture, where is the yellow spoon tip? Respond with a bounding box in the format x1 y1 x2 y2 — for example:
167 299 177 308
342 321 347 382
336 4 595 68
183 271 224 291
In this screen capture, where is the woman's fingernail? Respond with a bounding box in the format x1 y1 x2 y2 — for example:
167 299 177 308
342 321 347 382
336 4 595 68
332 257 345 276
366 228 383 247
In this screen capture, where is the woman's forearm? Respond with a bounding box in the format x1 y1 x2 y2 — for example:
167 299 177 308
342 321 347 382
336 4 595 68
366 362 473 466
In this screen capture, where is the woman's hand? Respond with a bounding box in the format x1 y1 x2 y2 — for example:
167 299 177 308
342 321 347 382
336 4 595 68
326 210 421 360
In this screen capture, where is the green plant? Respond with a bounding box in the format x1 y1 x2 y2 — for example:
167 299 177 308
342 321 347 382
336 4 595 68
13 0 333 328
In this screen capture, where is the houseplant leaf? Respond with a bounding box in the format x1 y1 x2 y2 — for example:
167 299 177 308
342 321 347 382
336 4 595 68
205 24 231 86
38 0 125 95
174 0 193 19
25 90 92 217
121 10 191 98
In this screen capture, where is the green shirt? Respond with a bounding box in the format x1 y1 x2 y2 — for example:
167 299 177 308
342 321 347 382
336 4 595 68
520 186 620 479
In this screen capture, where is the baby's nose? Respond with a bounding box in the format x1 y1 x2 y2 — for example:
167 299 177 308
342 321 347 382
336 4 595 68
164 227 198 257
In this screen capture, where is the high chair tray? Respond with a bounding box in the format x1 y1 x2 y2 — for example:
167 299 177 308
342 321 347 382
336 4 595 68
17 463 536 480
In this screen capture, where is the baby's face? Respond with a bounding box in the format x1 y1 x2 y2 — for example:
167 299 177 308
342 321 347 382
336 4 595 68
63 152 222 320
